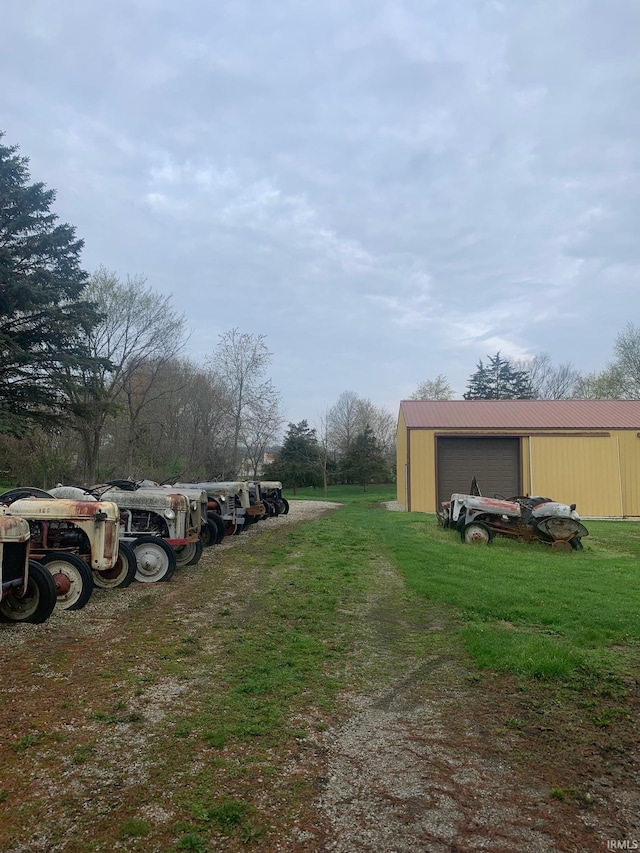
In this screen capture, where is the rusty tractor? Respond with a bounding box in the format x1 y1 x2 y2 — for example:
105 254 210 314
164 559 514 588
0 508 57 624
438 492 589 551
0 488 135 610
81 481 193 582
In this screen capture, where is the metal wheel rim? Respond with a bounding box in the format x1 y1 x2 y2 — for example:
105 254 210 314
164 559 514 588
44 560 85 607
134 543 171 582
464 524 491 545
0 580 41 620
92 556 130 589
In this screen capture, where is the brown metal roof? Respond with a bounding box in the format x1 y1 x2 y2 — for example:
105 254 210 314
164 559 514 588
399 399 640 430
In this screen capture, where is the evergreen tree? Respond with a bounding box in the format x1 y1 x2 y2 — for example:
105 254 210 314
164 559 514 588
464 352 534 400
339 424 389 490
265 420 321 494
0 133 102 434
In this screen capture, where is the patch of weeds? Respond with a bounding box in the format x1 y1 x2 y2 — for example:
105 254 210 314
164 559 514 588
550 786 583 803
120 818 150 838
177 636 202 657
218 607 231 616
90 705 144 725
0 790 8 802
207 799 249 834
49 731 68 743
240 822 263 843
174 721 194 739
504 717 524 731
192 798 256 838
72 743 96 764
176 831 207 851
10 732 43 752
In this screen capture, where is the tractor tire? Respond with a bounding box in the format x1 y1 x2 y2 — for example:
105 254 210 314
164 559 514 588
174 538 204 568
461 522 493 545
40 552 94 610
92 541 137 589
0 560 57 624
130 536 176 583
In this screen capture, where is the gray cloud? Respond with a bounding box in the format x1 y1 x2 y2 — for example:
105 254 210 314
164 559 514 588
2 0 640 417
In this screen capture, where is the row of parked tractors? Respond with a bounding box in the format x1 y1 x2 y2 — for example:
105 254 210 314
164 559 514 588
0 479 289 625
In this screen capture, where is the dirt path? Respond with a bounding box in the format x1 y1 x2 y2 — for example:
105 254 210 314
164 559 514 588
1 501 637 852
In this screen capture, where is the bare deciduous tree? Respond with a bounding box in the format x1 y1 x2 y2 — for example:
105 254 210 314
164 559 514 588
513 353 581 399
65 267 185 482
409 375 454 400
210 329 276 477
240 385 283 479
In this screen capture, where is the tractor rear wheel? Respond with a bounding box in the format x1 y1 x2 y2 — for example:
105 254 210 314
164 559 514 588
207 512 226 544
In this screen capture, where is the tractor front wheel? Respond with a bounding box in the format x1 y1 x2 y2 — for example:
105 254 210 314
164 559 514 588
40 552 94 610
93 541 137 589
462 522 493 545
131 536 176 583
174 538 203 568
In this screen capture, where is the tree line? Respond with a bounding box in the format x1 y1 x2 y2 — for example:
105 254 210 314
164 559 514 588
0 132 285 486
0 132 395 490
265 391 396 493
410 338 640 401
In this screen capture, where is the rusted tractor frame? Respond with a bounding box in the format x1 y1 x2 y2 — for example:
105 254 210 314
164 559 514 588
1 496 123 609
0 510 57 624
439 493 589 551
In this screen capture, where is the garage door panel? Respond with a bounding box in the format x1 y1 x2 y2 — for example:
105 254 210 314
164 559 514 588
437 437 520 506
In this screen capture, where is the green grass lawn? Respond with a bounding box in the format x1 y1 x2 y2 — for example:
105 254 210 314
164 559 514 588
289 485 640 682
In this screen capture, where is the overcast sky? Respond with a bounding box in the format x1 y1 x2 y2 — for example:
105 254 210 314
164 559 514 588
3 0 640 425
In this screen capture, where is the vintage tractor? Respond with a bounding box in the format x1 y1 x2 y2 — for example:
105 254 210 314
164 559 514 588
52 482 197 581
0 508 57 624
137 481 213 565
0 488 135 610
259 481 290 517
438 492 589 551
177 481 251 537
85 482 191 582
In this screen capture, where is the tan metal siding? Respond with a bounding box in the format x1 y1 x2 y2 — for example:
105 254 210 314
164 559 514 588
530 436 621 517
396 410 408 507
615 431 640 516
408 429 437 513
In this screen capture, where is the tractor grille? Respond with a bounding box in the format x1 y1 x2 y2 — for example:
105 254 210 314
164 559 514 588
2 542 27 584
